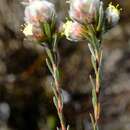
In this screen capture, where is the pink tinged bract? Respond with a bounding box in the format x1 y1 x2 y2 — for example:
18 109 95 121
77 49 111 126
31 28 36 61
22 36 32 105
63 21 86 41
69 0 100 23
24 0 55 24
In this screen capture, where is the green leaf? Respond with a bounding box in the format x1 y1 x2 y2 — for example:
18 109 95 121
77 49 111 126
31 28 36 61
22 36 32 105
89 113 96 130
52 86 58 99
53 96 58 109
46 58 53 75
90 75 97 107
45 48 54 65
51 13 56 31
44 21 51 39
40 42 47 47
87 25 98 49
97 2 104 32
53 34 58 51
55 67 60 82
92 87 97 108
90 76 97 108
88 43 96 60
91 55 97 74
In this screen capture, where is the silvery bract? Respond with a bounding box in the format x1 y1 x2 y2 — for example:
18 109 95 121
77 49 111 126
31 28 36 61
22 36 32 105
106 3 120 27
23 0 55 41
63 21 85 41
24 0 55 25
69 0 100 23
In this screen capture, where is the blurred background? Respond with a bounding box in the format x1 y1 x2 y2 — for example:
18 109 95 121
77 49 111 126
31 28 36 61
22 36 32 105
0 0 130 130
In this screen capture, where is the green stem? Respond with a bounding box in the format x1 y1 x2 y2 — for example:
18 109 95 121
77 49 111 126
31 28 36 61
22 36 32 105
89 36 103 130
45 37 66 130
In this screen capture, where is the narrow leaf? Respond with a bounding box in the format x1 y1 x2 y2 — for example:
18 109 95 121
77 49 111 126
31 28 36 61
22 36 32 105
45 48 54 65
53 96 58 110
89 113 96 130
46 58 53 75
51 13 56 31
97 2 104 32
88 43 96 61
44 21 51 39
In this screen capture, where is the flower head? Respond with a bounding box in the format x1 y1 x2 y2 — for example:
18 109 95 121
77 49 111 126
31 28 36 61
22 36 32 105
105 3 121 27
22 23 45 41
63 21 86 41
24 0 55 25
22 0 56 41
69 0 100 24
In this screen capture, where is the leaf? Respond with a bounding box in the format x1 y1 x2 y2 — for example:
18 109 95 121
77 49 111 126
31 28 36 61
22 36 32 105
91 55 97 73
89 113 95 130
89 75 97 108
55 67 60 82
40 42 47 47
46 58 53 75
52 86 58 99
88 43 96 60
45 48 54 65
87 25 98 49
91 80 97 108
53 96 58 110
53 34 58 51
97 2 104 32
92 88 97 108
51 13 56 31
43 21 51 39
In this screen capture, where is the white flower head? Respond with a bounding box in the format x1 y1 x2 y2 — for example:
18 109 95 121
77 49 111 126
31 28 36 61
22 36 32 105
69 0 100 23
63 21 85 41
106 3 121 26
24 0 56 24
22 23 44 41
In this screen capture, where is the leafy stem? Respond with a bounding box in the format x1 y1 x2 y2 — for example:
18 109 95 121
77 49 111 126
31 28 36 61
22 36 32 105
88 26 103 130
45 35 67 130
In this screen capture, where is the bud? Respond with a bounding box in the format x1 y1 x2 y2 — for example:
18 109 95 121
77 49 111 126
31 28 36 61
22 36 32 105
105 3 121 27
69 0 100 24
63 21 86 41
24 0 55 25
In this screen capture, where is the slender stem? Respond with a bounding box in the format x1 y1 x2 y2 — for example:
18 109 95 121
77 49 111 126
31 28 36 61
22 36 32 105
89 37 103 130
53 63 66 130
45 38 66 130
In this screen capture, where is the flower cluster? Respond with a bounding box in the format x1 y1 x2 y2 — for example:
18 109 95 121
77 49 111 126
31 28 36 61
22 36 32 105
69 0 100 24
63 0 121 41
22 0 56 42
24 0 55 24
63 21 86 41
